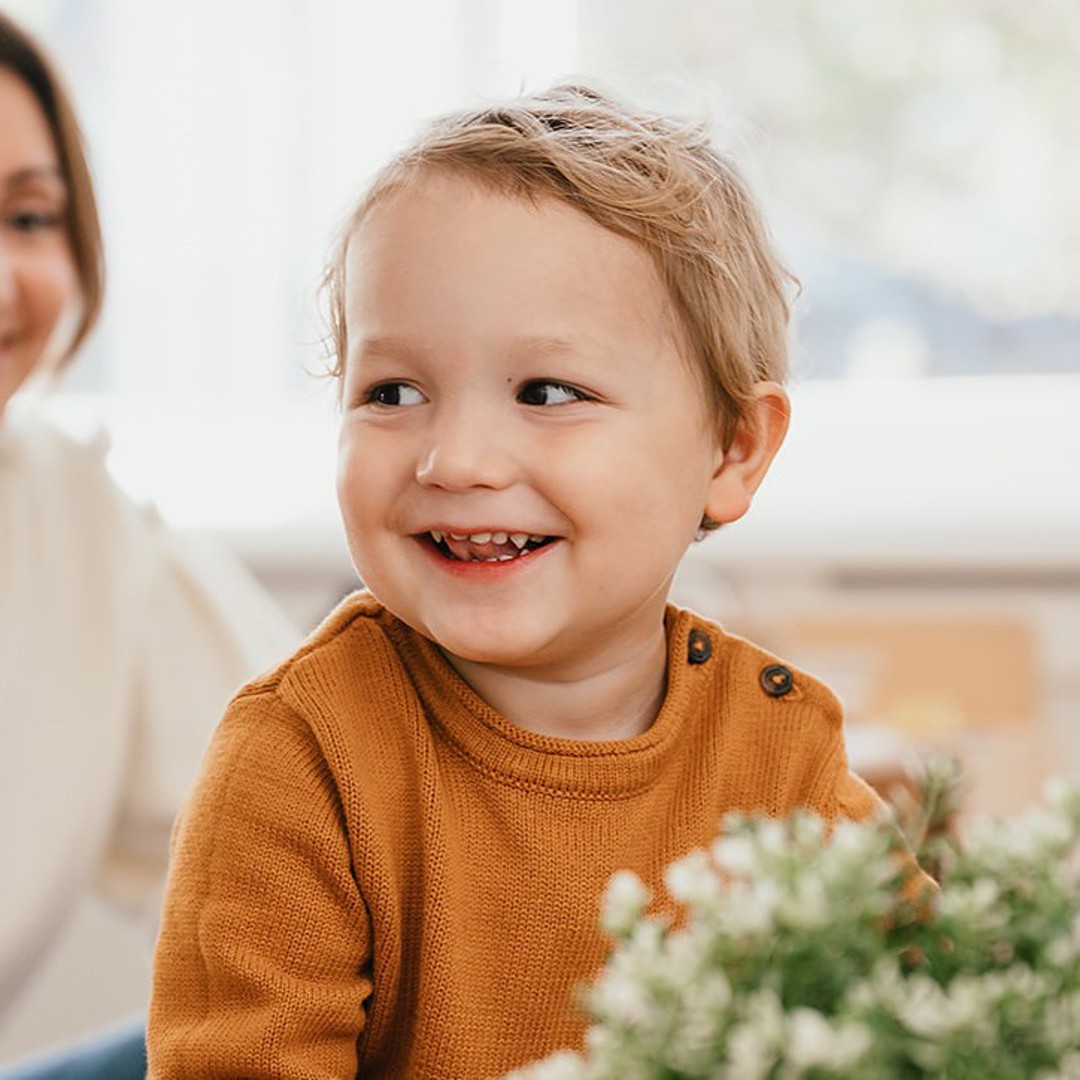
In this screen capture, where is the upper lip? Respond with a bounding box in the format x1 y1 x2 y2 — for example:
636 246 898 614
415 527 558 539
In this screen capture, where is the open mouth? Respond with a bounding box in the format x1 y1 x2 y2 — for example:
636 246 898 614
422 530 557 564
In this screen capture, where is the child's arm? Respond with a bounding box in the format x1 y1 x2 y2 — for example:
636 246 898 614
832 759 940 899
147 689 371 1077
833 766 887 822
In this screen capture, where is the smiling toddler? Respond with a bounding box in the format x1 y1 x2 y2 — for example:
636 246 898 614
148 84 891 1078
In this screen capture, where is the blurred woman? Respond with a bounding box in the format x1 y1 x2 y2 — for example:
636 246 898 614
1 12 296 1076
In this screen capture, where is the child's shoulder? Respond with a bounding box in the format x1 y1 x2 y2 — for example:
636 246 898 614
676 607 872 819
674 605 845 732
202 592 423 792
237 590 396 698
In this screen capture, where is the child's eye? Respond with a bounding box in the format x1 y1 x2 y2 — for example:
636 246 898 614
518 380 589 406
365 382 425 407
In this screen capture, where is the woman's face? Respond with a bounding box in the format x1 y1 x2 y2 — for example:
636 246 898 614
0 66 79 419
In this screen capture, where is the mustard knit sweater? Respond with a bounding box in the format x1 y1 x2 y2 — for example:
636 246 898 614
148 593 883 1079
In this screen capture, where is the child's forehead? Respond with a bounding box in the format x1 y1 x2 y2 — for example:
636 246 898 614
344 176 674 328
351 168 554 244
346 169 660 295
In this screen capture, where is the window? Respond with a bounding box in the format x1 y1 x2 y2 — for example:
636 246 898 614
12 1 1078 541
580 0 1080 379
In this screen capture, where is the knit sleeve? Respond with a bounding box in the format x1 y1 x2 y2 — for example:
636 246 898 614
835 767 889 822
830 757 940 899
804 731 890 824
147 690 371 1079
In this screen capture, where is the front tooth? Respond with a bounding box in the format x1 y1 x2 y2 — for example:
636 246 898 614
450 532 468 541
491 532 508 544
470 532 492 544
509 533 529 549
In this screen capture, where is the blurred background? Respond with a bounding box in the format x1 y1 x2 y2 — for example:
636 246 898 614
3 0 1078 1059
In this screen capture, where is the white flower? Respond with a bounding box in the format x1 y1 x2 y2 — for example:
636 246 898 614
937 877 1004 928
967 800 1077 868
724 1022 777 1080
666 968 733 1071
1045 991 1080 1054
756 819 788 856
893 975 949 1038
778 876 829 930
687 968 733 1017
895 974 993 1041
790 812 826 847
1043 777 1080 824
785 1008 873 1072
724 990 785 1080
661 927 709 985
711 834 760 877
601 870 649 937
590 966 655 1027
1021 809 1073 851
664 848 721 908
826 819 889 870
505 1050 590 1080
747 879 782 929
828 819 871 855
711 879 778 937
1053 1051 1080 1079
1046 934 1078 968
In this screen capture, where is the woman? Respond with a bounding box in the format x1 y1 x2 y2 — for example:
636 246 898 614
1 12 296 1076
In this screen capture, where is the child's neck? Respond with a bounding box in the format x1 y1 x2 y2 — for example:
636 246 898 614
444 627 669 741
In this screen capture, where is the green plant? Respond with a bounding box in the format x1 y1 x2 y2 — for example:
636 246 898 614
510 768 1080 1079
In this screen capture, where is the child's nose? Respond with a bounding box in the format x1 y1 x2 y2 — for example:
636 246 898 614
415 406 516 491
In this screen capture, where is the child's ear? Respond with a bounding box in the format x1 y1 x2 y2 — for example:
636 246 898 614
704 381 790 526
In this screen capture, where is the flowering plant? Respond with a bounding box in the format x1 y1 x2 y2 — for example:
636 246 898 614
511 762 1080 1079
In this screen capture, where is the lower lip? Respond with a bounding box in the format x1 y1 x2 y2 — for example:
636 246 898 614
413 536 560 578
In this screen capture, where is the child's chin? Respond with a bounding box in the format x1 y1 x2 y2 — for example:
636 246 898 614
438 636 539 667
430 622 556 670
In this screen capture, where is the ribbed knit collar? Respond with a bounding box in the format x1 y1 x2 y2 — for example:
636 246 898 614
379 605 712 800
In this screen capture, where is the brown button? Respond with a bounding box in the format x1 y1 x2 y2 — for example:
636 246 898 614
760 664 794 697
687 629 712 665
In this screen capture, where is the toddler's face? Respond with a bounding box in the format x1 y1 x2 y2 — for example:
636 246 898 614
337 171 727 678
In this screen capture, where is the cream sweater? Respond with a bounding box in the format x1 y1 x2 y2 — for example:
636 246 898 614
149 592 883 1079
0 407 296 1016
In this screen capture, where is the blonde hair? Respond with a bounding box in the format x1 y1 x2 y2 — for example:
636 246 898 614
324 83 793 444
0 12 104 364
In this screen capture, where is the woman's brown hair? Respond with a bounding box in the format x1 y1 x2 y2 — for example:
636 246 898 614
0 11 103 362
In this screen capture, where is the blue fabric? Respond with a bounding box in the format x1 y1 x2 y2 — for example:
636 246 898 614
0 1018 146 1080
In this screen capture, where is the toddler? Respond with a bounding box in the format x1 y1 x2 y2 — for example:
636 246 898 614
149 84 891 1078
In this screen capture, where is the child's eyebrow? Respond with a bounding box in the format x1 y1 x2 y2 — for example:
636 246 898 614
350 335 429 365
513 335 581 359
351 334 596 366
509 334 616 372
